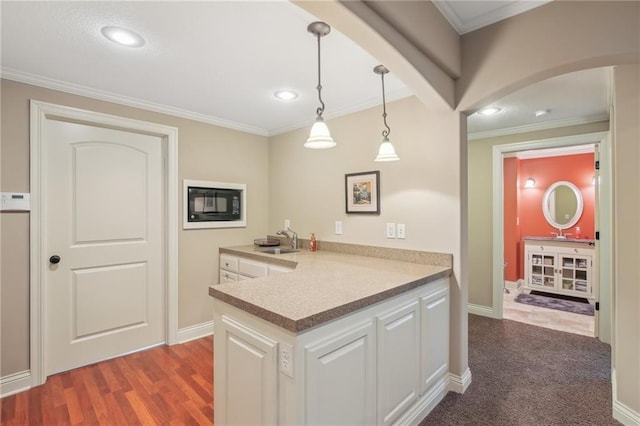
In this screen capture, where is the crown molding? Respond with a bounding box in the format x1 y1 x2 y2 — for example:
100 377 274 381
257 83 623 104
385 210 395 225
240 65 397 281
433 0 550 35
468 114 610 141
0 68 269 136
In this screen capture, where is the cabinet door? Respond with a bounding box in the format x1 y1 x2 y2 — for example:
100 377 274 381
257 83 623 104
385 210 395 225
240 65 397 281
420 286 449 394
528 252 556 289
376 300 420 425
560 254 592 295
215 316 278 426
305 321 376 425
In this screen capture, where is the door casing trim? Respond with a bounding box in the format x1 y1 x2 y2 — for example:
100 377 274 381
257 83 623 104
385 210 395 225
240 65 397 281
29 100 179 386
491 131 612 343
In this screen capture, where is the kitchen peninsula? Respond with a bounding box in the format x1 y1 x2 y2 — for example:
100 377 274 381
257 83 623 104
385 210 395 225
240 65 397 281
209 243 453 425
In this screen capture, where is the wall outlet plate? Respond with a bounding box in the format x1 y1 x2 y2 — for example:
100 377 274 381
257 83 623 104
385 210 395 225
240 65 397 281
335 221 343 235
279 342 294 378
397 224 406 239
284 219 291 229
386 223 396 239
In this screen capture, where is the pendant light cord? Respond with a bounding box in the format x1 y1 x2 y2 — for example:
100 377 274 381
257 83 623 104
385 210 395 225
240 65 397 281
381 72 390 138
315 33 325 118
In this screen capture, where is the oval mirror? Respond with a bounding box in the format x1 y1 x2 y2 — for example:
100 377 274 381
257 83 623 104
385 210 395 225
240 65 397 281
542 181 583 230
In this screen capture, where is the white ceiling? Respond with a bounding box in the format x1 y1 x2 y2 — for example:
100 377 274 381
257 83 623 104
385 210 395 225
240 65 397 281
0 1 609 138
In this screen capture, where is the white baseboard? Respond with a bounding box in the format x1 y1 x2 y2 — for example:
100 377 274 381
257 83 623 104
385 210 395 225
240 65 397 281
177 320 214 344
505 280 522 291
467 303 495 318
447 367 472 394
0 370 31 398
612 370 640 425
613 399 640 426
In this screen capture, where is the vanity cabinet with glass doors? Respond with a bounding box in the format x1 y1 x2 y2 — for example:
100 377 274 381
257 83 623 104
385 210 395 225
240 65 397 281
523 238 596 299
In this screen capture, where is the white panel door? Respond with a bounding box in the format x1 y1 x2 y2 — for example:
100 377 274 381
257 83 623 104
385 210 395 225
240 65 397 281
305 321 376 426
377 300 420 425
44 118 165 375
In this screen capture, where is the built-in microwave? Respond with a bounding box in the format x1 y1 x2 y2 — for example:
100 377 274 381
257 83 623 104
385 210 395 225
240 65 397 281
183 180 246 229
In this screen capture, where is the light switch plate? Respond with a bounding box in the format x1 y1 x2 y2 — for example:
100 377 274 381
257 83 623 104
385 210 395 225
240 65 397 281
284 219 291 229
335 221 343 235
397 224 406 239
386 223 396 239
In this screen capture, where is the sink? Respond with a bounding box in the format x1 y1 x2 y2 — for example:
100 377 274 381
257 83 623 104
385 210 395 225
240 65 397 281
260 248 299 255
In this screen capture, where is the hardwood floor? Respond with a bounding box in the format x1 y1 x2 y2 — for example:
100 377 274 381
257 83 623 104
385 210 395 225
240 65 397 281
0 336 214 425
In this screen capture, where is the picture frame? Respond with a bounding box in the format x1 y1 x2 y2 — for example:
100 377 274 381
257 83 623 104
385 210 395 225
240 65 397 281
345 171 380 214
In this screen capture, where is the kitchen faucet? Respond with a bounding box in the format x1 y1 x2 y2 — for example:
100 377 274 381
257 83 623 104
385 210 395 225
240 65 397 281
276 227 298 249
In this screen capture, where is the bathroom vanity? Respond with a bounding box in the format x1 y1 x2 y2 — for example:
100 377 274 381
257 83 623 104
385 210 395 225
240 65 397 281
523 237 596 300
209 245 453 425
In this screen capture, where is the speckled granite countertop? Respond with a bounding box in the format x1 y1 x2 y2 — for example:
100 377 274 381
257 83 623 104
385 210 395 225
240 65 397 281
210 245 452 334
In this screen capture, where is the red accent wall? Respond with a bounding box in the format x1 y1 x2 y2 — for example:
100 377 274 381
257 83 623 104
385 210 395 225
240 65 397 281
503 153 595 281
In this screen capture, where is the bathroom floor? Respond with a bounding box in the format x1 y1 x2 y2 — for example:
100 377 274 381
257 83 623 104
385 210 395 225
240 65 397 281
502 289 595 337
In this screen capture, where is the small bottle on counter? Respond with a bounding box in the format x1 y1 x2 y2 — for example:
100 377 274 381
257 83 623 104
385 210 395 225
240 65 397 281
310 233 317 252
575 226 581 239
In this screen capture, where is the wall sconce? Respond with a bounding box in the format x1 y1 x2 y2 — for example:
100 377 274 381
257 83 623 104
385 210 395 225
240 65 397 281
304 21 335 149
524 177 536 188
373 65 399 162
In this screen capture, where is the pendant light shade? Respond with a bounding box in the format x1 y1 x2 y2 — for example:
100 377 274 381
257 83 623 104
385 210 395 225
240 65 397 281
305 22 335 149
375 137 400 161
373 65 399 162
305 116 335 149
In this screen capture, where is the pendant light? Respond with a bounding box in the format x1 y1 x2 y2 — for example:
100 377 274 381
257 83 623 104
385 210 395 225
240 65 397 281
374 65 399 162
305 22 336 149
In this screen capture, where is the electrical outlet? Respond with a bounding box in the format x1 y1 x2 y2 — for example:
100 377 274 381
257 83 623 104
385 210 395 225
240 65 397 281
397 224 406 239
284 219 291 229
335 221 343 235
386 223 396 239
279 343 294 378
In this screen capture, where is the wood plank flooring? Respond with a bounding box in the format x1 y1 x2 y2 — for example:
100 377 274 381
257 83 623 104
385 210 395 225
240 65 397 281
0 336 214 425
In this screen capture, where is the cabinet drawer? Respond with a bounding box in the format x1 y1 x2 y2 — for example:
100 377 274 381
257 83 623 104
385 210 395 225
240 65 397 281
239 258 268 278
220 254 239 273
220 270 239 283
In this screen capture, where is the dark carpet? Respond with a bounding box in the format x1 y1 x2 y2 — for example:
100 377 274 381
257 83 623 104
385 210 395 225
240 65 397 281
515 291 594 316
421 314 618 426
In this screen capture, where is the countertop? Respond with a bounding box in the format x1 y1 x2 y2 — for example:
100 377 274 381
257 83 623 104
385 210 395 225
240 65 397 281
523 236 595 245
210 245 452 334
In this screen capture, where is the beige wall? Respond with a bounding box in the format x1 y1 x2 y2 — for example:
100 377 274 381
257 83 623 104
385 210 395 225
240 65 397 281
269 95 468 375
612 64 640 415
0 79 269 376
468 121 610 307
458 1 640 112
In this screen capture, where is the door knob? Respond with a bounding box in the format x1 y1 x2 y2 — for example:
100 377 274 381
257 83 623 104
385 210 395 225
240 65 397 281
49 255 61 264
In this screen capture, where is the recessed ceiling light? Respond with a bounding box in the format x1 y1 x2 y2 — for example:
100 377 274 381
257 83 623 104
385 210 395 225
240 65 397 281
535 109 551 117
274 90 298 101
101 26 145 48
478 106 502 116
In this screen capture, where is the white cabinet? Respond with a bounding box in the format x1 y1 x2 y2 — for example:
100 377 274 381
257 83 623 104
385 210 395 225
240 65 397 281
305 321 377 425
213 277 450 425
219 252 293 283
376 301 420 425
420 287 449 393
215 315 278 425
524 239 596 299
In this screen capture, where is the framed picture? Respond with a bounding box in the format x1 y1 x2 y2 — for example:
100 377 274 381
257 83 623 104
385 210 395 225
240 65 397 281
345 171 380 214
